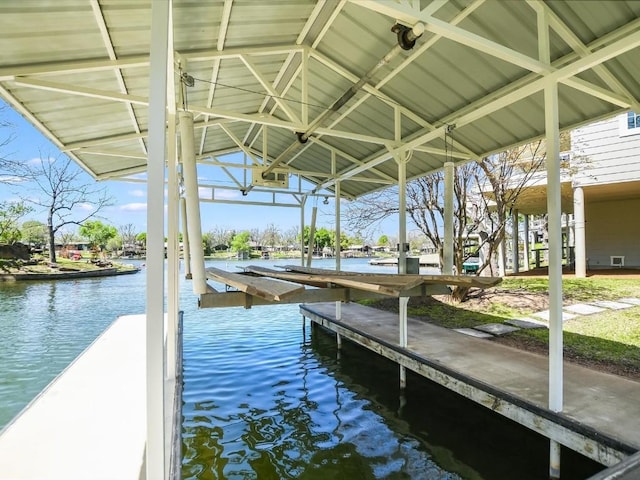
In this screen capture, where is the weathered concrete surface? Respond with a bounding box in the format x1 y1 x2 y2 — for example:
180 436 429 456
302 302 640 460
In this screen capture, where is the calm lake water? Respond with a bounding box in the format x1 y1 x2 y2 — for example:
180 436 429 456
0 258 602 479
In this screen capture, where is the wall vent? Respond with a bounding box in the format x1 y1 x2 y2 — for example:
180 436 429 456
610 256 625 268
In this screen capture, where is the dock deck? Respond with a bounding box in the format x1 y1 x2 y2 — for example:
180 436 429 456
301 302 640 468
0 314 181 480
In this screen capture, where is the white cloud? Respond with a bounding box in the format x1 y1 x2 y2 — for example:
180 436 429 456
212 189 239 200
0 175 28 184
128 189 146 198
78 203 95 211
120 202 147 212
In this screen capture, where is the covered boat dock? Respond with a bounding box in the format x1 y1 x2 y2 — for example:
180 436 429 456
2 1 640 478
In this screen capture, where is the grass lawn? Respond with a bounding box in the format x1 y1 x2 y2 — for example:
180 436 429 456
364 276 640 379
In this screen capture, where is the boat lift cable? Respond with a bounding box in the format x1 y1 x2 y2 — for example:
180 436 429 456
255 22 425 185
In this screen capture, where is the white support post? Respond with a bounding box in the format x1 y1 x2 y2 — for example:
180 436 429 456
335 178 341 319
538 6 563 473
546 80 564 480
300 196 306 267
443 161 454 275
166 113 178 380
146 0 169 477
399 296 409 389
397 156 407 274
574 187 586 278
512 209 519 274
498 239 506 277
565 212 571 266
523 214 530 271
180 197 192 279
179 111 207 294
306 206 317 268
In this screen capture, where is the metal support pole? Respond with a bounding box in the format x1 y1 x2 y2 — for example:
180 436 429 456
335 179 342 319
180 197 192 279
399 296 409 389
565 211 571 267
523 215 531 271
306 206 317 268
335 179 341 271
166 112 178 381
146 0 169 477
546 80 564 480
512 209 519 273
443 161 454 275
498 239 506 277
397 156 407 274
300 197 306 267
179 111 207 294
574 187 586 277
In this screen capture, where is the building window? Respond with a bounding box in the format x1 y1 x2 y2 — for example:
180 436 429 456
620 111 640 136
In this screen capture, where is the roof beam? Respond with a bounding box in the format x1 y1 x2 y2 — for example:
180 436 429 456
181 44 305 63
527 0 640 112
355 0 548 73
315 25 640 191
356 0 635 111
0 56 150 81
197 0 232 155
239 54 300 124
63 118 236 152
90 0 147 156
13 76 148 105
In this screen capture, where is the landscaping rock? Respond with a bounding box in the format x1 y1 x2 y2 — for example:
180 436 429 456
505 318 547 329
453 328 494 339
474 323 520 335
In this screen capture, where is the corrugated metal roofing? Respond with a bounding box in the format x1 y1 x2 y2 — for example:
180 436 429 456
1 0 639 201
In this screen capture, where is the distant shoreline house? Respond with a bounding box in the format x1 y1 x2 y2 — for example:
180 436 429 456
500 112 640 274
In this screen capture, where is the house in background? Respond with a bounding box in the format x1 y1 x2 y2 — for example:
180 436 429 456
505 112 640 276
570 112 640 273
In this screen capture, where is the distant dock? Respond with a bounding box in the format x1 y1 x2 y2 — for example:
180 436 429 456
369 254 440 267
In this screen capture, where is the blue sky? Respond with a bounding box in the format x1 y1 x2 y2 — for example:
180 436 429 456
1 102 399 239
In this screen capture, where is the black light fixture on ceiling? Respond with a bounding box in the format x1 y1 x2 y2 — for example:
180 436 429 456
323 196 329 205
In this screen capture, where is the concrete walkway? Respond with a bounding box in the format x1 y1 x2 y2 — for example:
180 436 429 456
0 315 147 480
302 302 640 461
454 297 640 339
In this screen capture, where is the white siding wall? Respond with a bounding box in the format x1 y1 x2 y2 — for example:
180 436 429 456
586 198 640 268
571 115 640 187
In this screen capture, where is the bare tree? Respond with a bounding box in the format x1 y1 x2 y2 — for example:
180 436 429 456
262 223 281 248
346 141 547 301
282 226 299 249
17 152 113 263
207 226 233 250
0 104 16 172
118 223 138 255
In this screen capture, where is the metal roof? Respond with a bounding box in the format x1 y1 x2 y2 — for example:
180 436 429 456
1 0 640 203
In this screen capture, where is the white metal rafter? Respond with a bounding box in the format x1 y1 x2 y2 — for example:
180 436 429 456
198 0 233 156
89 0 147 155
314 24 640 191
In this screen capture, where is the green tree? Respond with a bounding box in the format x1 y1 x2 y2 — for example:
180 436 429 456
136 232 147 247
202 232 214 256
377 234 389 246
0 201 32 244
79 220 117 251
230 231 252 256
21 220 47 246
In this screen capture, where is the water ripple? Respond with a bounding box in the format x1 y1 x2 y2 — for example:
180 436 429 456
181 305 459 480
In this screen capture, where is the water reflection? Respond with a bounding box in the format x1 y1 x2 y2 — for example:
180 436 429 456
181 304 465 479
